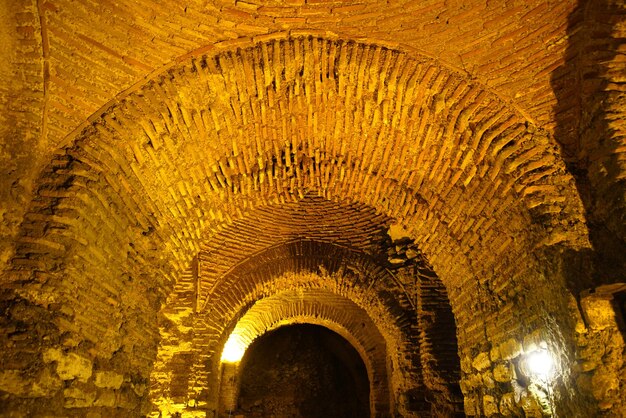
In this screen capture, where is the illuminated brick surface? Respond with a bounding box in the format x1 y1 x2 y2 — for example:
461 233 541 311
0 1 625 417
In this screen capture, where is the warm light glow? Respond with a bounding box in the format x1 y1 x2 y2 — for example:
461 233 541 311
525 349 554 379
221 333 246 363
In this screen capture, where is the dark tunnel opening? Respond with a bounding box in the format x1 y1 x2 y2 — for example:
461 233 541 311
235 324 370 418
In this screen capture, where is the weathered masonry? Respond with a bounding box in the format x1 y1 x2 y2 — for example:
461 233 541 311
0 1 625 417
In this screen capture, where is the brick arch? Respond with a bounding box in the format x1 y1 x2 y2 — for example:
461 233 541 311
11 35 588 297
218 289 391 417
151 237 462 417
194 195 394 308
4 34 589 415
36 34 588 271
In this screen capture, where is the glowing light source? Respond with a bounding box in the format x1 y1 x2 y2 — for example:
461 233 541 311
524 348 554 379
221 333 246 363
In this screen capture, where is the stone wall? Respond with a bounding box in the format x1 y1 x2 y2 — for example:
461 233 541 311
576 286 626 414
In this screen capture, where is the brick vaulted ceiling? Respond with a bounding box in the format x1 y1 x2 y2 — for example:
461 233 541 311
4 0 582 146
0 0 609 260
1 1 626 417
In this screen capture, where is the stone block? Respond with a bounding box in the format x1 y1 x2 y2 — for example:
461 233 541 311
493 362 514 382
94 389 117 407
522 330 543 352
460 355 472 373
519 392 543 418
482 371 496 389
499 338 522 360
44 348 93 382
581 297 617 330
499 392 520 416
133 382 146 396
31 368 63 397
489 345 500 362
464 396 479 416
472 352 491 371
591 367 619 401
117 386 139 409
0 370 30 396
577 360 597 372
460 372 484 392
94 371 124 389
63 387 96 408
578 343 604 363
483 395 499 416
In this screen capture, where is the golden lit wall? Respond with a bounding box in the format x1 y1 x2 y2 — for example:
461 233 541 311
0 1 625 417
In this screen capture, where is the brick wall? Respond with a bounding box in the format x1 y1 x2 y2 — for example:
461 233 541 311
0 2 624 417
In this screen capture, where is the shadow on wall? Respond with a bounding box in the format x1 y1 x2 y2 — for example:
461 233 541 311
550 0 626 294
550 0 626 415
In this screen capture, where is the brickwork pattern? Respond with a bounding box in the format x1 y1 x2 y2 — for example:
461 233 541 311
1 2 625 417
218 290 391 416
157 239 430 416
0 0 46 269
33 0 580 150
1 35 592 416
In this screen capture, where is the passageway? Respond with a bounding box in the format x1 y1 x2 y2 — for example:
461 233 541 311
235 324 370 418
1 1 625 417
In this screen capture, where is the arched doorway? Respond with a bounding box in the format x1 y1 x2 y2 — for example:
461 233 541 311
235 324 370 418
